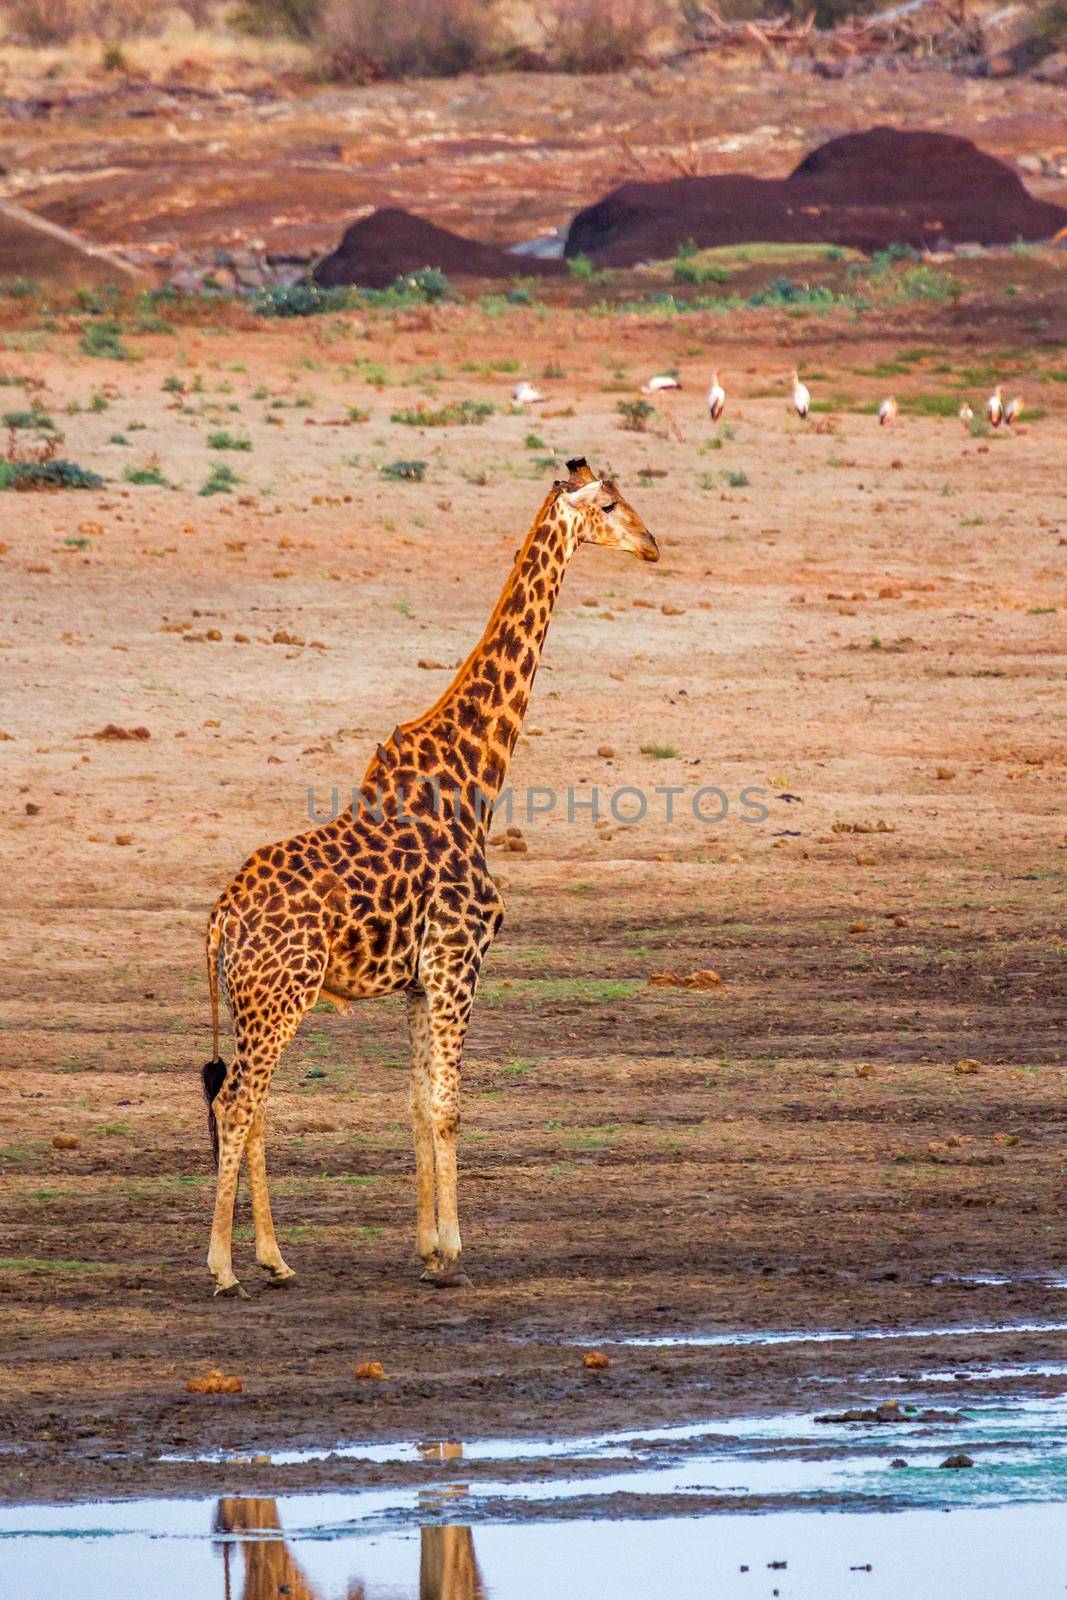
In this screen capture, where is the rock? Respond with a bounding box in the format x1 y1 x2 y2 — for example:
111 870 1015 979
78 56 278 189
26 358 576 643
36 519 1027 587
940 1452 975 1469
583 1350 610 1369
566 128 1067 264
355 1361 387 1380
890 1458 908 1469
51 1133 79 1150
314 207 566 291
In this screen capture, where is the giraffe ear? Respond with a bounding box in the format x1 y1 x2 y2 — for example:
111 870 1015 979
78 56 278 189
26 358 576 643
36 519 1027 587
563 478 602 508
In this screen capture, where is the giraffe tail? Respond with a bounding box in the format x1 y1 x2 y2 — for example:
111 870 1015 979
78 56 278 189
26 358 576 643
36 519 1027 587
202 911 227 1170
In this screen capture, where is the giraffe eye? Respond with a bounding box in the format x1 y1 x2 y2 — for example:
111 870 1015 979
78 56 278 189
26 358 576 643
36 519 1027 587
602 500 617 513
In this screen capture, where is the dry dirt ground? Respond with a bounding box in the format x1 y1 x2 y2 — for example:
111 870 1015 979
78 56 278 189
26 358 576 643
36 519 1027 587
0 260 1065 1504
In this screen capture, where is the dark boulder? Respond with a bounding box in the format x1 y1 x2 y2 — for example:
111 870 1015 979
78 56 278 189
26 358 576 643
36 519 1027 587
565 127 1067 264
314 207 565 290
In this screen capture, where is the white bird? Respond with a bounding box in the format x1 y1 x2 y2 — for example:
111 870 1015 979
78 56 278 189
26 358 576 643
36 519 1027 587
642 374 681 393
959 401 973 431
878 396 898 427
1004 394 1023 426
987 384 1004 428
790 368 810 419
512 380 544 405
707 370 726 422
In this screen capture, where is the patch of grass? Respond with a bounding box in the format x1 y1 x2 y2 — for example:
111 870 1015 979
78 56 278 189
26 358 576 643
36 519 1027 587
380 459 427 482
671 240 730 287
391 399 493 427
721 468 750 488
901 392 965 418
0 1257 108 1274
207 430 253 451
80 320 136 360
640 741 680 759
123 463 168 486
3 407 54 430
199 462 239 496
567 252 612 286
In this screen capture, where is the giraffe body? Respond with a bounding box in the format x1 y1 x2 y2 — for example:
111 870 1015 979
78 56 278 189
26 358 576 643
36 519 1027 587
202 460 658 1297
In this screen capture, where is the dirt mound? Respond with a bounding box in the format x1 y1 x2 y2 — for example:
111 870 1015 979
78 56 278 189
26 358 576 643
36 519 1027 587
0 199 145 288
566 127 1067 265
313 207 565 289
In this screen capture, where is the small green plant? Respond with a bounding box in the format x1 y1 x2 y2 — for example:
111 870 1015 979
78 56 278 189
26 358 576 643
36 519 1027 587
89 390 108 412
640 741 680 759
617 398 655 432
380 459 427 482
207 430 252 451
395 267 451 303
162 375 184 394
123 463 168 486
524 432 545 449
109 432 129 445
721 468 750 488
671 240 730 287
347 405 370 423
199 462 239 496
391 399 493 427
80 321 135 360
3 407 53 431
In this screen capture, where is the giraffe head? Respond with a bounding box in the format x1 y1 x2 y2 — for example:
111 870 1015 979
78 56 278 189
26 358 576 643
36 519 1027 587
555 457 659 562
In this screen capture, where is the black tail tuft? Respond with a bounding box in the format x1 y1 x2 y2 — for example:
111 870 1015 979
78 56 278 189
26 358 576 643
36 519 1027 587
202 1057 226 1169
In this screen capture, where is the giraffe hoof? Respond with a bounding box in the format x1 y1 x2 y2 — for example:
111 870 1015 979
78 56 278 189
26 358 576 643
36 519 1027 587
213 1279 251 1300
261 1264 296 1287
420 1267 473 1290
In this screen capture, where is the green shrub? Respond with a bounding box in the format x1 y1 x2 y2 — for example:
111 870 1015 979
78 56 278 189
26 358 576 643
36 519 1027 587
207 430 253 451
251 282 354 317
3 407 54 431
0 458 103 490
380 458 427 481
80 321 136 360
394 267 451 303
123 463 168 486
617 398 655 432
199 462 239 496
671 241 730 286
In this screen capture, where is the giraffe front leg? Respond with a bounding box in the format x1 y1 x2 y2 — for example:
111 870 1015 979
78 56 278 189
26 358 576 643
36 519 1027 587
421 989 473 1290
406 990 440 1272
246 1104 295 1285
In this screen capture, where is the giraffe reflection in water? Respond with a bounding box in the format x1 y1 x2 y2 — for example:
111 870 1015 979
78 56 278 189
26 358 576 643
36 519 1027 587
213 1442 484 1600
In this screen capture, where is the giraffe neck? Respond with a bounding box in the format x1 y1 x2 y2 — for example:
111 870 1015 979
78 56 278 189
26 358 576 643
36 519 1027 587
361 490 575 829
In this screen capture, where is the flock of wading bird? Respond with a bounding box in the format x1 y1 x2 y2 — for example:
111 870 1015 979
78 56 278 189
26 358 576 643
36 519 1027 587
513 372 1026 428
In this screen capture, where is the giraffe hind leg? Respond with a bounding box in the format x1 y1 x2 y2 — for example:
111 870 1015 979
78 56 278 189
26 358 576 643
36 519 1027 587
206 981 317 1298
246 1104 296 1284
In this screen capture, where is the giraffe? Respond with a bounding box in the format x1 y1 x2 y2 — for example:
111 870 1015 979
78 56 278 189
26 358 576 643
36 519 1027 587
201 458 659 1297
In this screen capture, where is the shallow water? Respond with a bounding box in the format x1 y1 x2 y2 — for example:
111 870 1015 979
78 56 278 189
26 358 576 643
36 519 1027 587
592 1318 1067 1349
5 1499 1067 1600
9 1388 1067 1596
